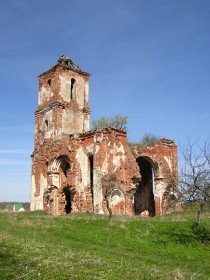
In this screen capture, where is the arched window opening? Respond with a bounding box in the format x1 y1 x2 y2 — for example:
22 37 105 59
46 161 49 173
88 155 94 207
45 120 49 131
47 79 51 87
60 160 70 177
70 78 76 100
59 158 70 213
55 155 71 214
134 157 155 216
52 155 70 174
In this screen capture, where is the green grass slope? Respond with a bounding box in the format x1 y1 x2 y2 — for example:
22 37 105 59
0 210 209 280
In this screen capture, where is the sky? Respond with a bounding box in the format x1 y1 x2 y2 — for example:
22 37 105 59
0 0 209 202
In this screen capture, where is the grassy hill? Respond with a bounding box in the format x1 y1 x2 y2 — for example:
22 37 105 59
0 208 209 280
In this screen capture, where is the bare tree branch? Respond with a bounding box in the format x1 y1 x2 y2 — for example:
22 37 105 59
179 139 210 224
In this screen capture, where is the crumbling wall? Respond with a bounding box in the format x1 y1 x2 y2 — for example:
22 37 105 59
132 139 181 215
31 56 180 217
81 128 140 215
31 127 140 216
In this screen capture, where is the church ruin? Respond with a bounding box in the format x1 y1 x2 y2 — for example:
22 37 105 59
30 55 180 216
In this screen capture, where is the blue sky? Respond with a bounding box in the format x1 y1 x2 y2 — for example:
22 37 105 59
0 0 209 202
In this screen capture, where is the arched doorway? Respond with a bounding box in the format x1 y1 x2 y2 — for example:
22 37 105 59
50 155 71 214
134 157 155 216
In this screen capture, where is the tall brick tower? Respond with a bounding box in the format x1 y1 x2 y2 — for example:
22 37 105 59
31 55 91 211
35 55 90 144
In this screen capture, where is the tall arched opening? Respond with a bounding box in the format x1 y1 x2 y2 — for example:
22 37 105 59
134 157 155 216
88 153 94 209
52 155 71 214
70 78 76 100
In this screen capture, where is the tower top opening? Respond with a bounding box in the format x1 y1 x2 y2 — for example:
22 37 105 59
57 55 80 70
38 54 90 78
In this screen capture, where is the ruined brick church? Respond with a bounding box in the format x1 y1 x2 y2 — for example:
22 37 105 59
30 55 180 216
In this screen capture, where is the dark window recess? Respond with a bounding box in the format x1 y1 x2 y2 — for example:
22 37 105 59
88 155 94 207
45 120 49 131
134 157 155 216
70 78 76 100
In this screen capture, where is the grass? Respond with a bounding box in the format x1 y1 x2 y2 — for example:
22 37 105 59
0 209 209 280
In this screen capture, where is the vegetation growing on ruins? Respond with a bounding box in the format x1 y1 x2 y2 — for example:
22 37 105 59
0 206 209 279
129 133 160 153
92 114 128 131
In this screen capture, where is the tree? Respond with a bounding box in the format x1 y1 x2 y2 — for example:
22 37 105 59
92 114 128 131
101 174 116 221
179 139 210 224
129 133 160 154
141 133 160 146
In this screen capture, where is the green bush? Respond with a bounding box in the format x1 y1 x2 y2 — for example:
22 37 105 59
92 114 128 131
192 223 210 244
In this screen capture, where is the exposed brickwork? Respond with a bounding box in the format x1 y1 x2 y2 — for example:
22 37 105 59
131 139 181 215
31 55 180 216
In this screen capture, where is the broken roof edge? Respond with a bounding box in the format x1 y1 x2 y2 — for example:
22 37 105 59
38 55 90 78
129 137 176 147
90 126 127 134
72 126 127 140
158 138 177 147
38 63 91 78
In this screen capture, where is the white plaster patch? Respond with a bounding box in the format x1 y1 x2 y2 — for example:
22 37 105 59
93 167 105 213
154 181 166 214
32 172 47 211
62 109 74 134
95 145 100 154
94 132 103 144
39 86 51 105
44 111 53 139
86 144 94 155
76 147 88 191
49 173 60 188
110 190 124 206
59 73 86 106
59 74 71 102
154 181 165 197
84 117 90 132
110 143 125 172
102 153 109 173
164 156 172 171
30 175 36 211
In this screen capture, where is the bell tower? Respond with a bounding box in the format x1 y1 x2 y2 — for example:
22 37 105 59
34 55 91 145
31 55 91 211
